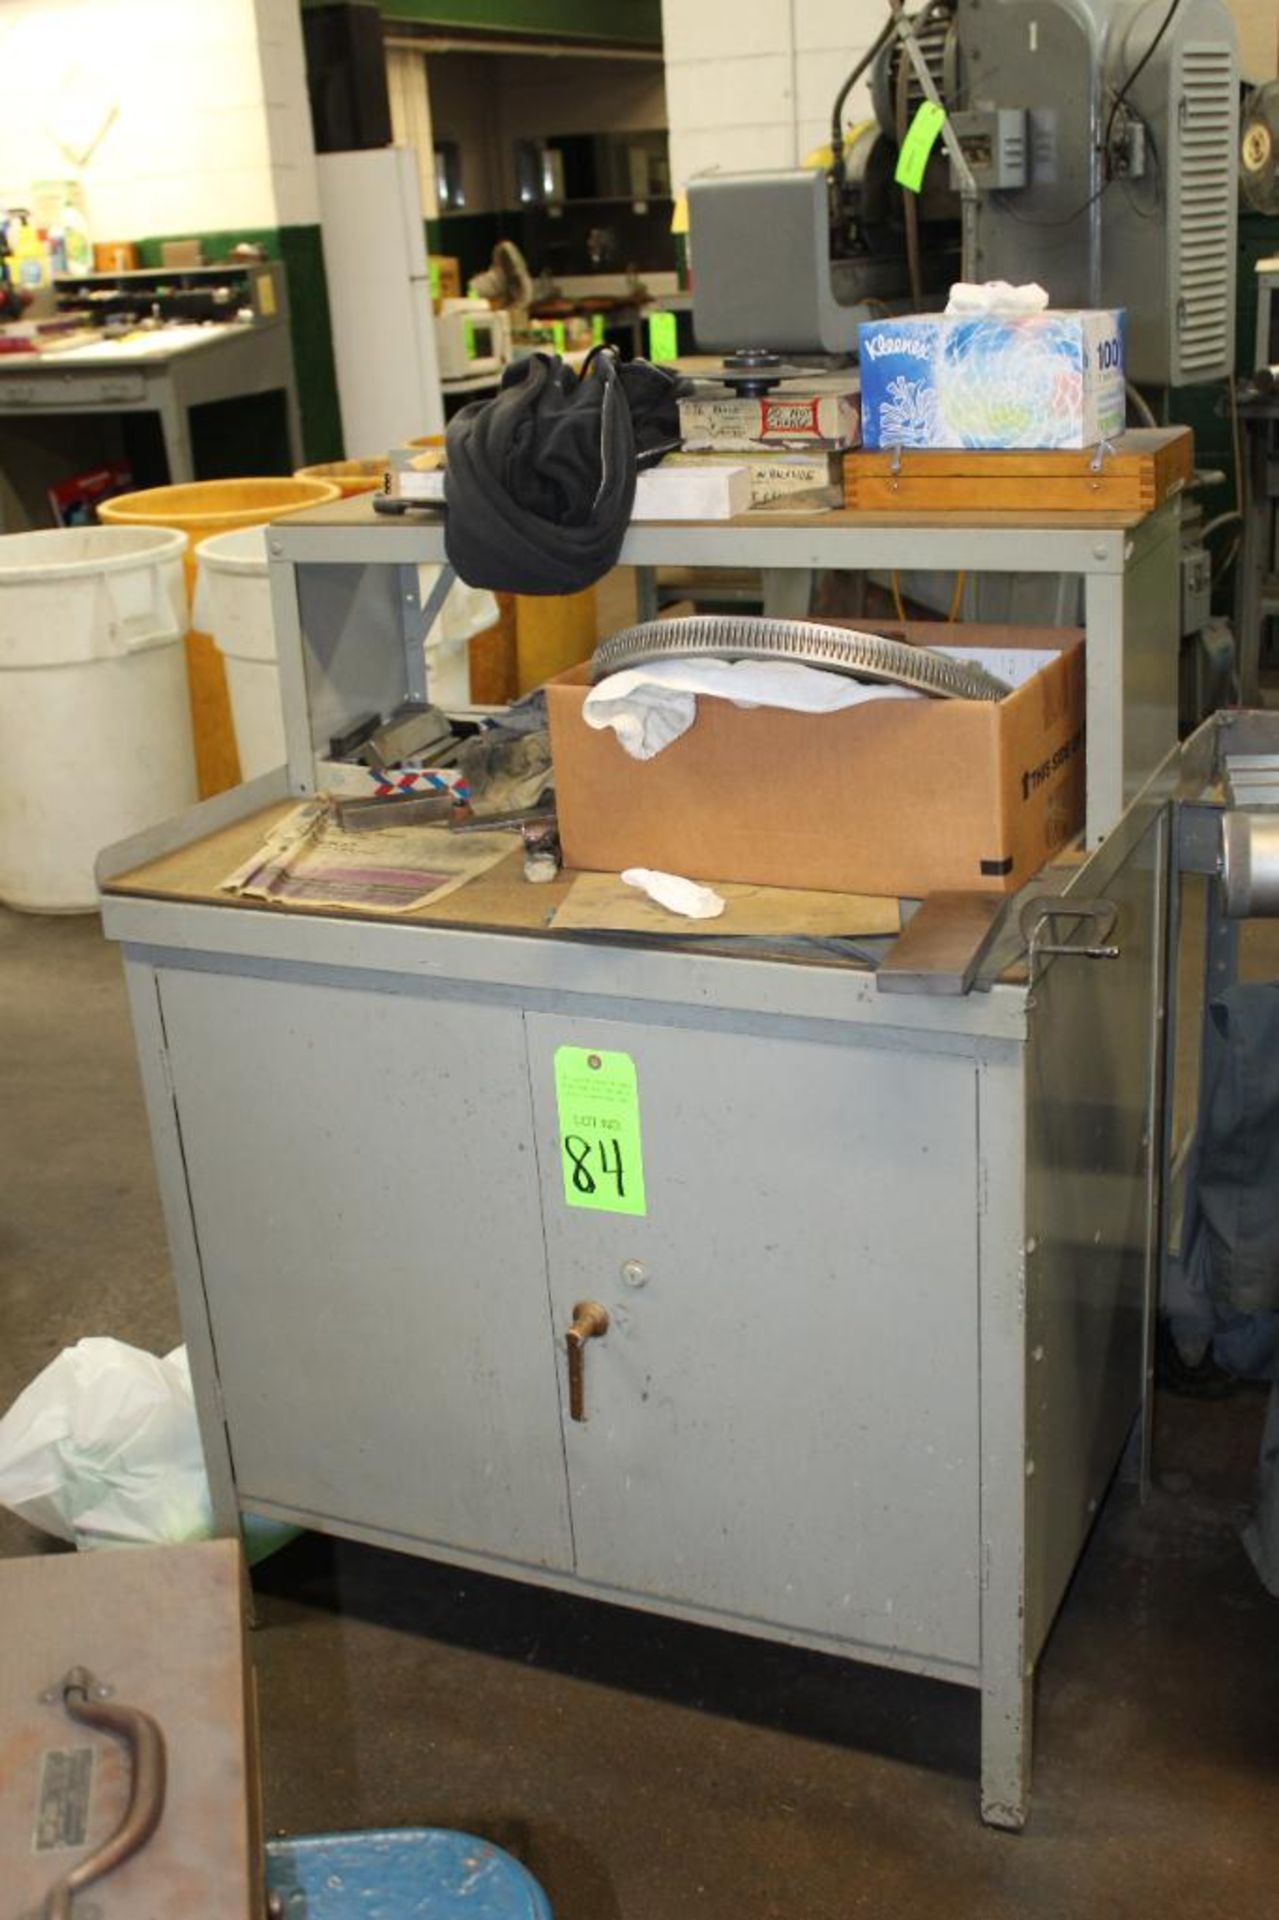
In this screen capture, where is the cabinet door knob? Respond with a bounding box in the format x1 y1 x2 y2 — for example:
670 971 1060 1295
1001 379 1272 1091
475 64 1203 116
566 1301 609 1423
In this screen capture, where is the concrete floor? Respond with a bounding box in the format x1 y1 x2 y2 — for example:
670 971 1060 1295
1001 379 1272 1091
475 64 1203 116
2 903 1277 1919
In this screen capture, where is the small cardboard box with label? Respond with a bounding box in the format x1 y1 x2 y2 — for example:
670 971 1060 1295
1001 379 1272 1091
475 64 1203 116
857 310 1125 450
547 626 1084 900
678 382 860 450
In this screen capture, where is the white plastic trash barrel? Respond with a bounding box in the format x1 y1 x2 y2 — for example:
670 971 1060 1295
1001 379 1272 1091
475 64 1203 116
196 529 501 778
424 572 500 709
0 526 195 913
194 526 284 782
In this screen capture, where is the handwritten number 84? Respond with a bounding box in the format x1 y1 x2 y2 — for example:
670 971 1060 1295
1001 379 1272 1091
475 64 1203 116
565 1134 626 1198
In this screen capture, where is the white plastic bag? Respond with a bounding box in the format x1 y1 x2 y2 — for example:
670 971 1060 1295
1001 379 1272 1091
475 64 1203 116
0 1337 215 1549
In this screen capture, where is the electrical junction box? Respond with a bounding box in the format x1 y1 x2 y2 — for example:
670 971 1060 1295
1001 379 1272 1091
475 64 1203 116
949 108 1029 190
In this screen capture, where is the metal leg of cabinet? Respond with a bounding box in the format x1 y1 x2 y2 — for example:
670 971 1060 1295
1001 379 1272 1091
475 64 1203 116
1083 506 1180 844
976 1052 1034 1831
634 565 660 622
761 567 815 617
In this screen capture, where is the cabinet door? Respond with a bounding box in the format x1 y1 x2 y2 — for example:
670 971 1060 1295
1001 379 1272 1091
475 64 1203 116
527 1015 980 1666
160 968 572 1571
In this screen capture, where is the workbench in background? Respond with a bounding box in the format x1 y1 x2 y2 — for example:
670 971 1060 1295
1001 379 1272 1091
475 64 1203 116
0 263 302 530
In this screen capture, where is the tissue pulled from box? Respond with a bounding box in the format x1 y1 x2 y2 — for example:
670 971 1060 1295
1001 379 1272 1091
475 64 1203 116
944 280 1049 315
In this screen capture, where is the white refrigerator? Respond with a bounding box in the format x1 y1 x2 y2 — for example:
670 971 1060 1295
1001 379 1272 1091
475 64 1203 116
316 147 445 455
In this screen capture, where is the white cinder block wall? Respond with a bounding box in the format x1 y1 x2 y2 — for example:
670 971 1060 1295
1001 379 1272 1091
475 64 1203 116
0 0 317 239
662 0 889 193
664 0 1275 195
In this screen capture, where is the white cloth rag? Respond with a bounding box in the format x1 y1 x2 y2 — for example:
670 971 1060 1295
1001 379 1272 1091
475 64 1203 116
621 868 726 919
583 658 920 762
945 280 1049 316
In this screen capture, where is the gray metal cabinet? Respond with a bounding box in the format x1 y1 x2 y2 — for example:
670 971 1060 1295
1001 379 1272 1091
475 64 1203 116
526 1014 981 1668
156 967 574 1571
98 498 1180 1829
102 778 1162 1832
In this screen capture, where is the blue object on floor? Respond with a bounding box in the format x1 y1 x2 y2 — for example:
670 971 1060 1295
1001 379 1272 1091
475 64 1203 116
264 1828 554 1918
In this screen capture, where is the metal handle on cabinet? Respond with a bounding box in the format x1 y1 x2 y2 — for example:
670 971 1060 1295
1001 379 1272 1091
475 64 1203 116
1020 895 1120 987
40 1667 167 1920
566 1301 609 1423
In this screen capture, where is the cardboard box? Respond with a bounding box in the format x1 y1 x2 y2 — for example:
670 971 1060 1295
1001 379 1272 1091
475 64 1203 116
547 626 1084 899
678 381 860 450
857 310 1125 450
632 463 751 519
160 238 203 268
667 448 843 510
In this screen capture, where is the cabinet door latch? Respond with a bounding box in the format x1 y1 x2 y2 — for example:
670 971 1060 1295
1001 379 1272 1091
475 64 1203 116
566 1302 609 1423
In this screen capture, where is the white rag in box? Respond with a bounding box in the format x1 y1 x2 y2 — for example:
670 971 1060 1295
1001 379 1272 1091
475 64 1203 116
583 647 1059 761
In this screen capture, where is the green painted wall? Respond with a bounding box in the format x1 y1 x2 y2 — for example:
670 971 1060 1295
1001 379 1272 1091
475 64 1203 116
134 226 343 468
345 0 661 44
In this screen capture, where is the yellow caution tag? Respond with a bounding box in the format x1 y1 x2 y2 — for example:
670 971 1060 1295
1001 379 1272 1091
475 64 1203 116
555 1047 647 1216
648 311 679 363
895 101 947 194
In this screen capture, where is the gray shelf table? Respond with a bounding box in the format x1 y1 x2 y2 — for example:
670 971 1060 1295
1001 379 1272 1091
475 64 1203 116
263 491 1181 848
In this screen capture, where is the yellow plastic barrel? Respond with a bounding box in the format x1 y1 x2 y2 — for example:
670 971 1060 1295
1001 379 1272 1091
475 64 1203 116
100 478 340 796
514 587 598 694
468 593 519 705
294 458 386 498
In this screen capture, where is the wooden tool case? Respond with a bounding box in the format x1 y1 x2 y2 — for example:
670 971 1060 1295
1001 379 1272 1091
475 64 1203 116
0 1541 261 1917
843 426 1193 513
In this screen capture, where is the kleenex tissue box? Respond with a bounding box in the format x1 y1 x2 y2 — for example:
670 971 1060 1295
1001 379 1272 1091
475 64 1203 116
857 310 1125 450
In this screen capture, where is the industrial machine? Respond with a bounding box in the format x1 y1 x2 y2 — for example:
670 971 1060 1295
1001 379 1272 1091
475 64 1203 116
690 0 1240 386
1240 79 1279 217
